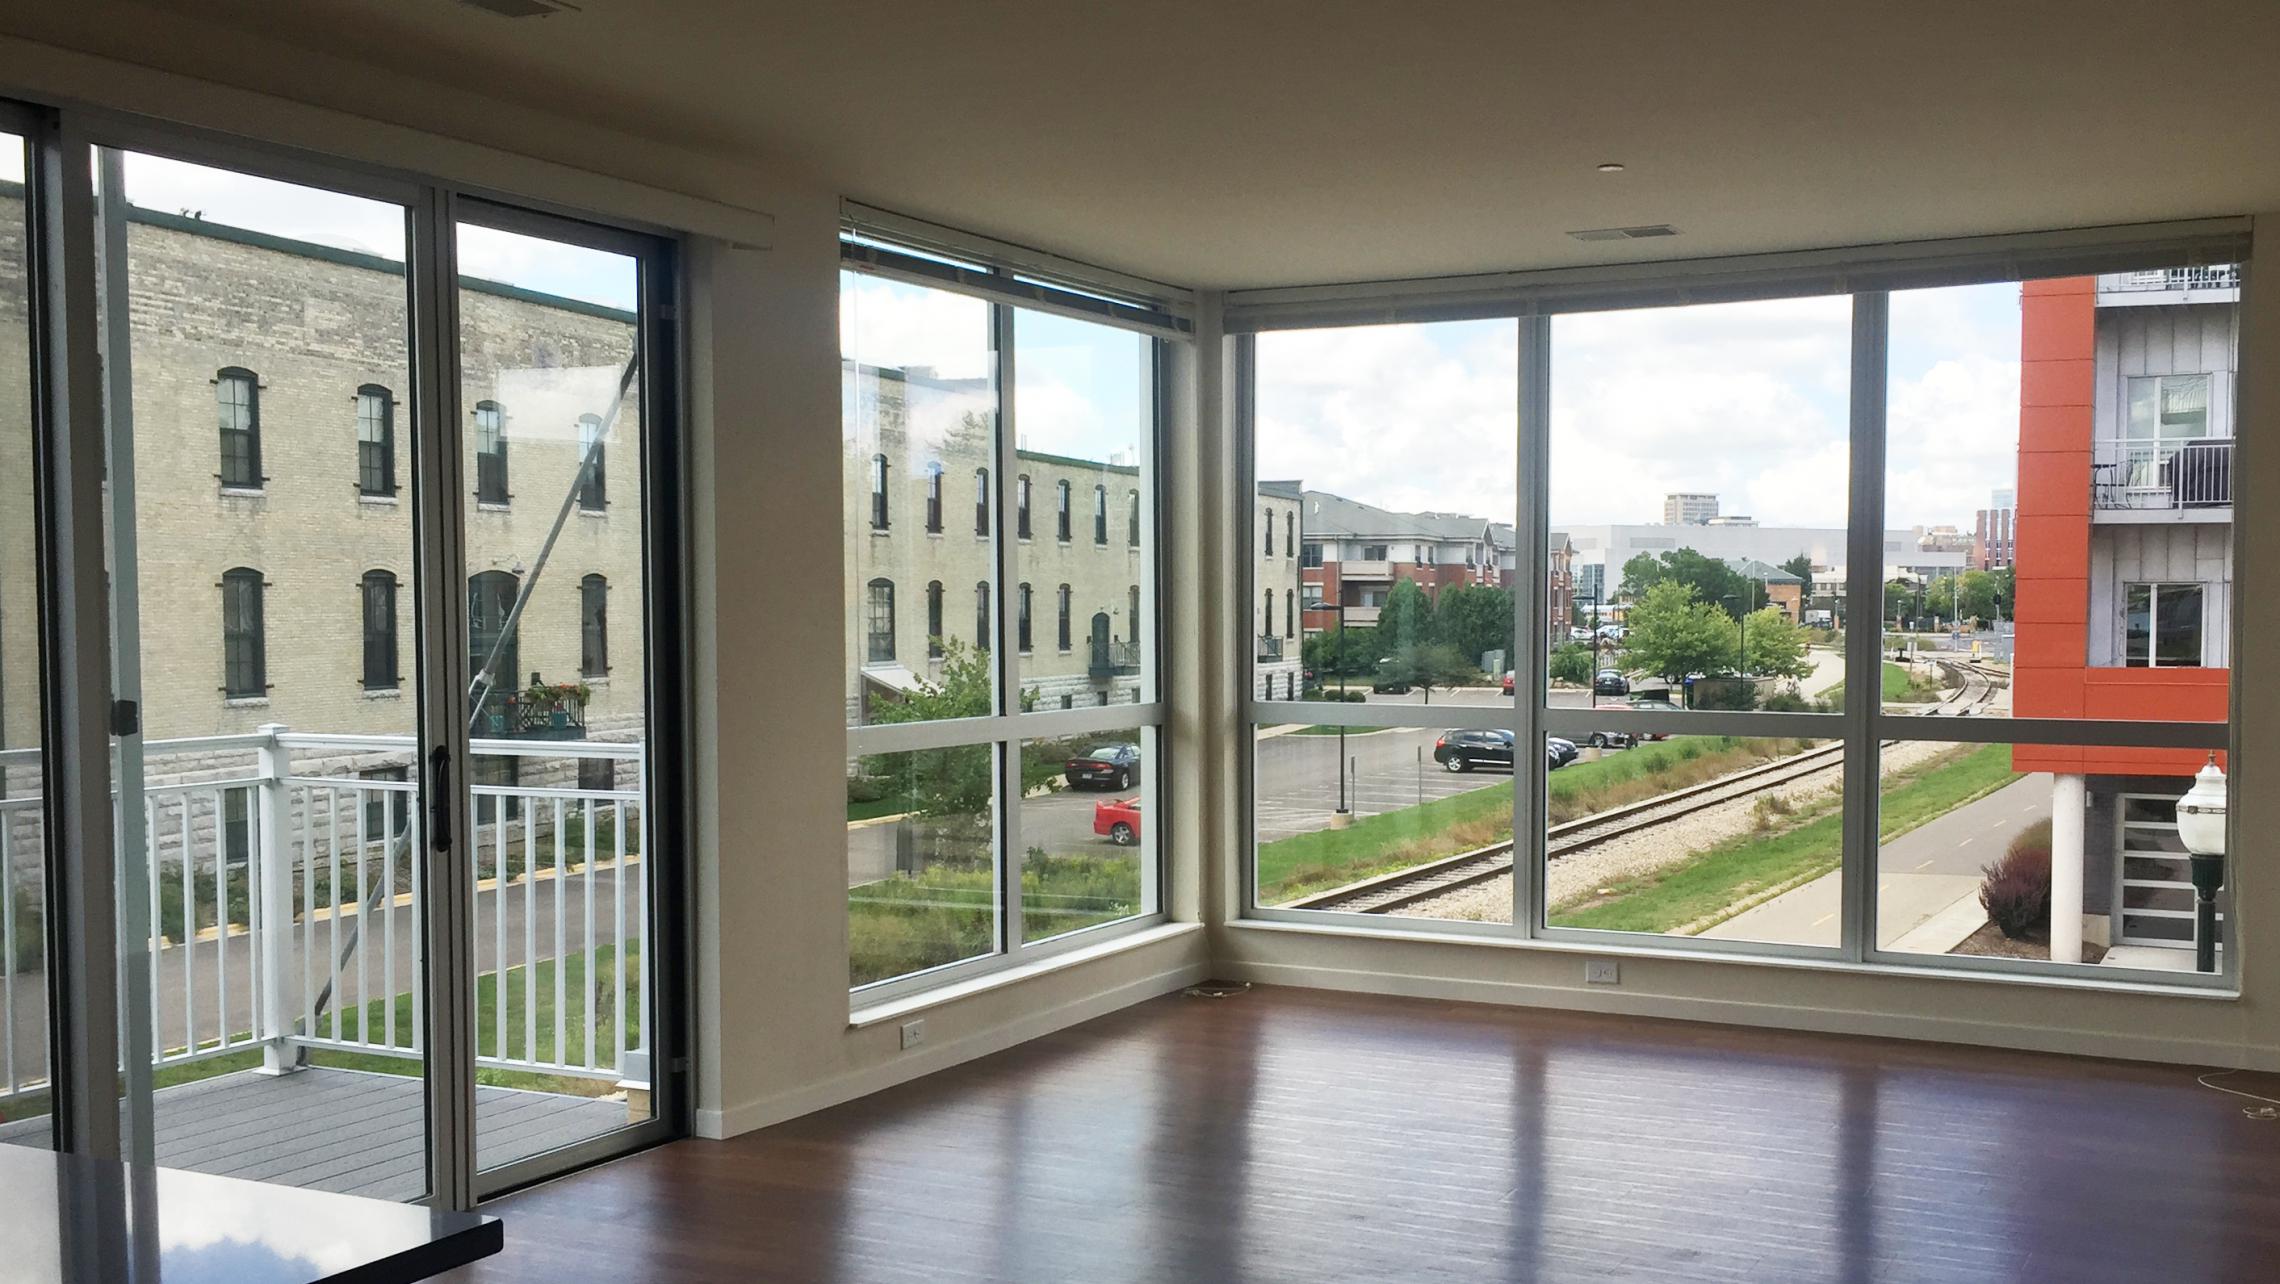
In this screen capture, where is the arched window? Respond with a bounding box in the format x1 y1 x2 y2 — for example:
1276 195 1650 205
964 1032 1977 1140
1056 584 1072 651
869 453 890 530
1128 490 1141 547
474 400 509 503
1092 484 1108 544
1262 589 1272 635
217 368 261 489
926 580 944 658
1264 507 1274 556
975 582 991 649
468 570 522 693
577 413 607 512
865 578 895 663
1055 480 1072 541
580 574 609 676
974 467 991 535
1285 589 1296 638
1017 583 1033 653
360 570 398 690
1285 512 1294 558
1016 475 1032 539
1128 585 1140 644
356 385 395 497
221 567 266 697
925 462 944 533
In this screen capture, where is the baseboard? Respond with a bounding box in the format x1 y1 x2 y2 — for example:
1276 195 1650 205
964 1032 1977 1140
694 957 1211 1139
1222 957 2280 1071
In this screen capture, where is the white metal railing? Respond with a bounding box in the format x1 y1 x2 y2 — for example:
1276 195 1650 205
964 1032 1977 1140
2100 265 2241 294
2092 435 2233 511
0 727 650 1105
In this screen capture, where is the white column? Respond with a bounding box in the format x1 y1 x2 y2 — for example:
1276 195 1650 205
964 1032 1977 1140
2050 773 2087 965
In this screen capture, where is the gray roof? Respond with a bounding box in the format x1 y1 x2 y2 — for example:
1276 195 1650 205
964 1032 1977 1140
1302 490 1503 545
1259 478 1305 501
1724 557 1805 584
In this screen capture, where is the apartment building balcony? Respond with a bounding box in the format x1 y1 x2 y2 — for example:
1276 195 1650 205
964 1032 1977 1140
1089 638 1141 679
2095 265 2241 307
1336 559 1394 580
474 682 591 740
2092 436 2233 520
1337 605 1382 626
0 728 650 1198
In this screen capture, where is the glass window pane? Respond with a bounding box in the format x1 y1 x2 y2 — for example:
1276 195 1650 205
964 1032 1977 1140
0 133 49 1149
1251 723 1514 923
1885 270 2236 717
1020 730 1154 942
843 273 996 727
1538 734 1841 947
1875 740 2229 974
1254 320 1518 700
455 217 656 1173
1011 309 1152 705
94 150 429 1192
847 746 999 986
1549 297 1853 705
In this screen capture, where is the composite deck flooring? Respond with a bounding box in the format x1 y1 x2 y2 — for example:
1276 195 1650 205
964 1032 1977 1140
446 985 2280 1284
0 1066 626 1199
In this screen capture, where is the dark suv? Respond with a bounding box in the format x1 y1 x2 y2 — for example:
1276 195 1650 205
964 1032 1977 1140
1433 729 1514 773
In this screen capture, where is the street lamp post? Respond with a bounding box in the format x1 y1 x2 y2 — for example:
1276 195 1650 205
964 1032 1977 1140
1334 601 1349 824
2176 755 2229 974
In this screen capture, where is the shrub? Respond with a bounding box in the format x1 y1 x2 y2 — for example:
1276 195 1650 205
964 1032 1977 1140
847 774 891 805
1691 678 1757 711
1548 642 1594 686
1758 690 1830 714
1979 819 2053 939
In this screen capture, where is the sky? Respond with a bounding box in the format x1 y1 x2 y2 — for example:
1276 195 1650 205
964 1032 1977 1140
0 138 637 311
1257 287 2025 535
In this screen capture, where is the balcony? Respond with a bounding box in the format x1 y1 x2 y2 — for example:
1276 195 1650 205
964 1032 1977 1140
1255 635 1284 663
1089 638 1141 679
2092 436 2232 518
1337 559 1394 580
474 680 591 740
2095 266 2240 307
0 727 650 1197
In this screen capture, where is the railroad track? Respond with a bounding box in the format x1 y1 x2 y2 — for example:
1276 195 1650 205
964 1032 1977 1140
1291 658 2009 914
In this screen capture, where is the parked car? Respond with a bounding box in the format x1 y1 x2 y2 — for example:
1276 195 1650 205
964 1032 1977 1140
1500 670 1516 695
1065 742 1142 790
1569 626 1595 642
1582 729 1637 750
1593 669 1630 696
1433 728 1515 773
1547 736 1579 769
1094 796 1142 845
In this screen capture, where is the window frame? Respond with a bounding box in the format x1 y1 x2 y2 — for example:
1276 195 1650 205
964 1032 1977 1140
1233 233 2246 994
577 411 607 512
216 366 262 490
474 398 509 504
865 577 896 663
925 461 944 533
356 383 396 497
219 566 266 699
580 572 610 677
840 246 1173 1006
360 568 399 691
2123 581 2206 668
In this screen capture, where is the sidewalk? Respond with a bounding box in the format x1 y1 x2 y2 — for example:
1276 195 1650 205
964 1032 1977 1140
1700 865 1983 949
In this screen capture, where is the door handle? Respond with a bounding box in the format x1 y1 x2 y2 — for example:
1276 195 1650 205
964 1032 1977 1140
428 746 452 853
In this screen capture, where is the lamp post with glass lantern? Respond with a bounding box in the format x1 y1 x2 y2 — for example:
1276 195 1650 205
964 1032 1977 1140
2175 754 2228 974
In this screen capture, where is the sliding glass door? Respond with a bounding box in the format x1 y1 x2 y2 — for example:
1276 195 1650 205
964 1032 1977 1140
0 112 687 1206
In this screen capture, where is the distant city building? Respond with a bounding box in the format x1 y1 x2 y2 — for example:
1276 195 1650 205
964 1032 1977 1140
1565 523 1966 605
1703 514 1757 527
1973 488 2017 570
1663 492 1720 525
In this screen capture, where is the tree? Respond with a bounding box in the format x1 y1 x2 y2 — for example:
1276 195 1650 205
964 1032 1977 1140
860 641 1049 823
1384 642 1475 704
1303 623 1381 676
1548 641 1594 685
1617 552 1668 600
1377 577 1434 654
1780 553 1814 583
1620 547 1763 617
1885 578 1923 624
1432 584 1514 668
1623 580 1740 688
1741 607 1810 679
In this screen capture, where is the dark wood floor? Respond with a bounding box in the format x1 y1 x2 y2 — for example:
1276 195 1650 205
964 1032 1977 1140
446 986 2280 1283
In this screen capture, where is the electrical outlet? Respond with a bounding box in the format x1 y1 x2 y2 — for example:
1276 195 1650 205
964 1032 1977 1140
1584 960 1620 986
899 1019 926 1050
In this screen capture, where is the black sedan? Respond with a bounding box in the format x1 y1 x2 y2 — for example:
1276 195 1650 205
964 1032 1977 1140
1434 729 1515 773
1593 669 1631 696
1547 736 1579 770
1065 743 1142 790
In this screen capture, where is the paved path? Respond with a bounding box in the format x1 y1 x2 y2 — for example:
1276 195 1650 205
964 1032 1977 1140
1704 774 2051 948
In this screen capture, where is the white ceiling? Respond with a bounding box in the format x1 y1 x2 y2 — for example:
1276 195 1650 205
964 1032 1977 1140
12 1 2280 289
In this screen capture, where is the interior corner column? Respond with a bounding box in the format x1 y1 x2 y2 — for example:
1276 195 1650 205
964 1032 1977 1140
2050 772 2086 964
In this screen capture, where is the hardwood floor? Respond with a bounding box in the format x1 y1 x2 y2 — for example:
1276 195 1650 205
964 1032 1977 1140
446 986 2280 1283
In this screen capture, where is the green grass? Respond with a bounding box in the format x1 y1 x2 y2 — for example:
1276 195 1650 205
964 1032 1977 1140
1287 724 1393 737
846 796 907 823
1549 743 2019 934
1828 662 1943 707
849 853 1141 986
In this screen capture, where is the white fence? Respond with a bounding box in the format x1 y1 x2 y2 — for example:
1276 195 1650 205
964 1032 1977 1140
2092 435 2233 511
0 727 649 1106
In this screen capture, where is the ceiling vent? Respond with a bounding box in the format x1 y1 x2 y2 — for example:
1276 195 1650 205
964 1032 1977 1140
455 0 579 17
1566 224 1681 242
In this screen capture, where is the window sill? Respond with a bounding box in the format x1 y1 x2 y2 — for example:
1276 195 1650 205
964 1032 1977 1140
578 508 608 519
218 487 265 499
849 920 1201 1029
224 696 271 708
477 502 512 513
361 687 402 700
356 493 400 507
1223 918 2241 1000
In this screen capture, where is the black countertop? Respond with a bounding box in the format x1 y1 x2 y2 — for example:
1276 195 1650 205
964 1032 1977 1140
0 1144 500 1283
